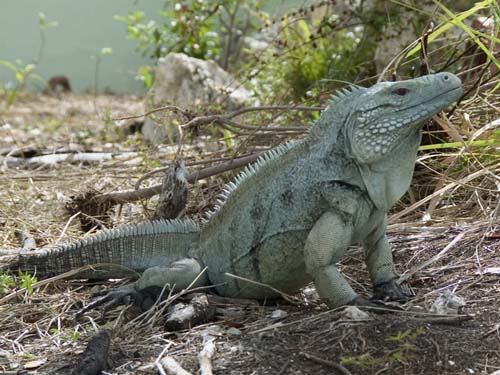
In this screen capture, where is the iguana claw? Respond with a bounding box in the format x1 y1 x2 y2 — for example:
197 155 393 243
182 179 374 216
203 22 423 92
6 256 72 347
372 279 413 302
76 284 138 317
348 296 404 312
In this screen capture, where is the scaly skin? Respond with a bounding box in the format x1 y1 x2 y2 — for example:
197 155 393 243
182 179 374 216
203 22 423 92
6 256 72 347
4 73 462 311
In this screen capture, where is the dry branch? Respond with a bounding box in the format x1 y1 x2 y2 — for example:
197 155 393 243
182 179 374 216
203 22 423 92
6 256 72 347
1 152 138 169
198 340 216 375
85 152 263 206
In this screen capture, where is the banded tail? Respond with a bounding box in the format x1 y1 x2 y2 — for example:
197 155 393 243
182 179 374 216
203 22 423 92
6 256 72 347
4 219 200 279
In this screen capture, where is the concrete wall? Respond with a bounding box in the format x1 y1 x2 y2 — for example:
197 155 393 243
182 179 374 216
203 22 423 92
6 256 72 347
0 0 305 94
0 0 160 93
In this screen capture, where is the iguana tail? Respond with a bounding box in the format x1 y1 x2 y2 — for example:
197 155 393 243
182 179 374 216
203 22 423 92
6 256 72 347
3 219 200 280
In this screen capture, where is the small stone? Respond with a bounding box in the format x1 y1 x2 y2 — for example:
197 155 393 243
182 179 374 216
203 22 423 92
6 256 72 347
270 309 288 320
226 327 242 336
430 291 465 315
341 306 371 321
24 359 46 369
201 325 224 338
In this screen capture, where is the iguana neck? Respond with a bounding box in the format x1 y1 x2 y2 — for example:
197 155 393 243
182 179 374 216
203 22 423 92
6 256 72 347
305 106 421 211
355 128 422 210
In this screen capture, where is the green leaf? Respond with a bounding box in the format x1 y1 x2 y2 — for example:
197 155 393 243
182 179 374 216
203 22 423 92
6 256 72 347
101 47 113 55
0 60 18 72
404 0 495 58
15 71 24 84
223 129 233 150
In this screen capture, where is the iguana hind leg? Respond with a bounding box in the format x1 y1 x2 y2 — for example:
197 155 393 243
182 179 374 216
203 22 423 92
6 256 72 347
78 258 208 315
136 257 208 290
304 212 358 308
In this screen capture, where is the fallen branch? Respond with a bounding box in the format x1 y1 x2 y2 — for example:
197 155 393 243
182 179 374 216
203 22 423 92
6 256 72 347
164 294 215 331
112 104 322 123
198 339 216 375
1 152 138 169
88 152 263 206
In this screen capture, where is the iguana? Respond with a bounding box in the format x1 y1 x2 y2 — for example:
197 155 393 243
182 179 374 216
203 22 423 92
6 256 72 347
3 73 462 310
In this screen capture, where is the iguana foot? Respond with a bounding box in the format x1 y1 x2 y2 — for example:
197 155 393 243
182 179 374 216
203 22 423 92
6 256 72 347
348 295 404 312
77 283 139 317
373 279 413 302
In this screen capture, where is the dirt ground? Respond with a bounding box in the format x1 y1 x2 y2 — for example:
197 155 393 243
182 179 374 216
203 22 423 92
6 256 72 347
0 93 499 375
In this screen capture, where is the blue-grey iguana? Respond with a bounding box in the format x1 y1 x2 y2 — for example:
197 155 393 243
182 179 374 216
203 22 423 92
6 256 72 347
3 73 462 310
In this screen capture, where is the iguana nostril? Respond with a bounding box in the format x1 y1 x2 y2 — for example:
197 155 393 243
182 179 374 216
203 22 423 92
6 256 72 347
443 75 449 81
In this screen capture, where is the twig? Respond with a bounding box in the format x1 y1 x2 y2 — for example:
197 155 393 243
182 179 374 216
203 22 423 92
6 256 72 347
198 339 216 375
182 105 321 130
113 104 321 123
398 230 467 283
299 352 353 375
481 322 500 338
56 211 80 244
112 105 189 121
225 272 300 304
388 167 496 223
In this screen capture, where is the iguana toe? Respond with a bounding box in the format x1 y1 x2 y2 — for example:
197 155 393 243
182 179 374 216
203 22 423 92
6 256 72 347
373 279 413 302
77 284 138 317
348 295 404 312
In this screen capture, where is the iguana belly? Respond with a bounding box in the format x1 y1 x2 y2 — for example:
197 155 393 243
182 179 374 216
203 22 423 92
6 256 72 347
210 229 312 299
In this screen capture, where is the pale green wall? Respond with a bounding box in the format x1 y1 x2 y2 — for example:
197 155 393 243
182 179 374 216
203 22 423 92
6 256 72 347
0 0 304 94
0 0 161 93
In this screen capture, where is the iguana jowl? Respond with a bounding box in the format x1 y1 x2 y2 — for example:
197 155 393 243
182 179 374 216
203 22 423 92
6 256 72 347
4 73 462 309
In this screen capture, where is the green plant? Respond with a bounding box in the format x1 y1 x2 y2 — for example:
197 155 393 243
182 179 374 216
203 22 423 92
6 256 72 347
49 328 81 342
341 327 424 371
136 65 154 89
0 13 57 106
341 353 385 369
0 273 15 294
115 0 263 69
18 271 38 296
249 7 370 103
93 47 113 96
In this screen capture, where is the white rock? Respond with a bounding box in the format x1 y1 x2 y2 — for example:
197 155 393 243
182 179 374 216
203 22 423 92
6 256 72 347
430 291 465 315
226 327 242 336
270 309 288 320
341 306 371 321
143 53 254 143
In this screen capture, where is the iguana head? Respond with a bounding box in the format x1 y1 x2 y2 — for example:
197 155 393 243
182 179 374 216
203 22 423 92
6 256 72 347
347 72 462 163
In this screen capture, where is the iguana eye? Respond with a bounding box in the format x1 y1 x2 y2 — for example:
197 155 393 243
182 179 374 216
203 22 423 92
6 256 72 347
393 87 410 96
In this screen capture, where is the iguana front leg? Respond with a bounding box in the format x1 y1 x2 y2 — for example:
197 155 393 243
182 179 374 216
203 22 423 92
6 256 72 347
304 212 358 308
79 258 209 315
363 216 412 302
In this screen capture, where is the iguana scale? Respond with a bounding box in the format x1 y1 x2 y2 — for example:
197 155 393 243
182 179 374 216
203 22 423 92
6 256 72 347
3 73 462 309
